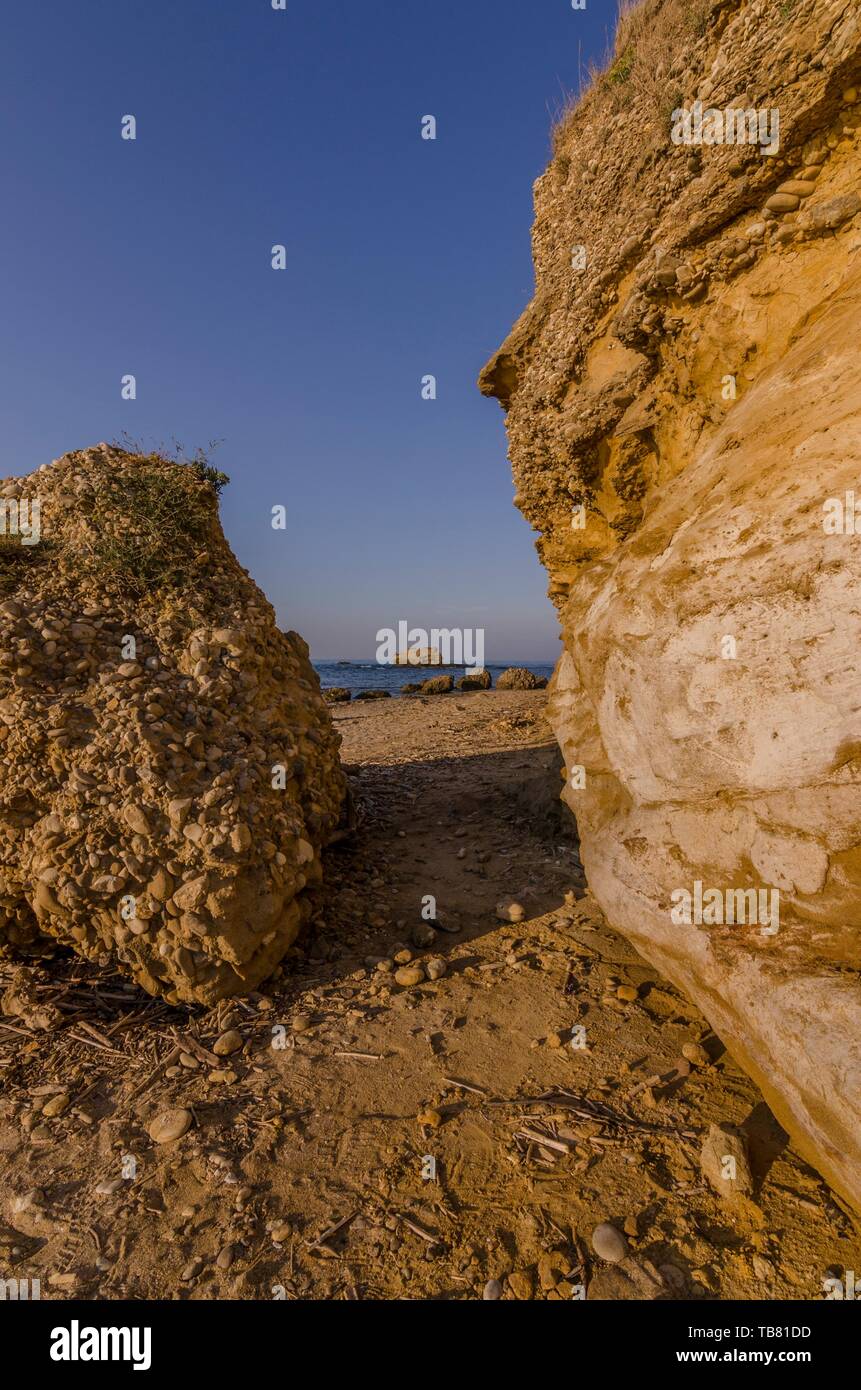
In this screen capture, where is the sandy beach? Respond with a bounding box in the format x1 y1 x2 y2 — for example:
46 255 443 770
1 690 857 1300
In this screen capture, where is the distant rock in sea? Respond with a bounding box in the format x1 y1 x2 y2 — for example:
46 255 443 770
394 647 442 667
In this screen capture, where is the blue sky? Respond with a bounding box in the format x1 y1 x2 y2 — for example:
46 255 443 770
0 0 610 662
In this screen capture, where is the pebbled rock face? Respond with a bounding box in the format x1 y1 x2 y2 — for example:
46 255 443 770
0 445 346 1004
481 0 861 1207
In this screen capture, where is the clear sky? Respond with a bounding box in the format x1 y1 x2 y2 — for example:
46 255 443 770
0 0 610 663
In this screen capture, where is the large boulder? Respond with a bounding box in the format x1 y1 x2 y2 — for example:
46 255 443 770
496 667 547 691
0 445 346 1004
421 675 454 695
480 0 861 1209
457 669 492 691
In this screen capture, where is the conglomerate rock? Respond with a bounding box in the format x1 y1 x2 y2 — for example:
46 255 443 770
0 444 346 1004
481 0 861 1208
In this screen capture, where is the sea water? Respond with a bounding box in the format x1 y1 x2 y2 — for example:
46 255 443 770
313 661 556 700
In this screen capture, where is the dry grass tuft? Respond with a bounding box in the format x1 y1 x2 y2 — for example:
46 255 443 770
552 0 714 152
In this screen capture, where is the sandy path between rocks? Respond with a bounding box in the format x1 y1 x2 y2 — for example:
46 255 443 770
0 691 858 1299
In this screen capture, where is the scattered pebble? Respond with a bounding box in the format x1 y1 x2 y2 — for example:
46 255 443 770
41 1092 70 1118
148 1108 193 1145
213 1029 243 1057
496 899 526 923
507 1269 535 1300
682 1041 711 1068
395 966 425 988
591 1222 628 1263
700 1123 754 1199
95 1178 125 1197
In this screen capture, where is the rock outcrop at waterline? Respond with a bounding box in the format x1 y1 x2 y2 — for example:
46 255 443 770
0 445 346 1004
481 0 861 1208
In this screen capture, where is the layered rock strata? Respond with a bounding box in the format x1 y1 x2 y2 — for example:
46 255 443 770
481 0 861 1207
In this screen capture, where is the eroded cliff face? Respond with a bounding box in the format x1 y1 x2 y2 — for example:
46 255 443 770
0 445 346 1005
481 0 861 1208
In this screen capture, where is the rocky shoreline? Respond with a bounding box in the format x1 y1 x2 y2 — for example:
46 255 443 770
325 666 549 703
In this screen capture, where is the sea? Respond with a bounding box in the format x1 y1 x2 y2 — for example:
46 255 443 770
313 660 557 699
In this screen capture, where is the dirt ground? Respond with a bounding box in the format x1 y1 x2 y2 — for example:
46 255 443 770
1 690 858 1301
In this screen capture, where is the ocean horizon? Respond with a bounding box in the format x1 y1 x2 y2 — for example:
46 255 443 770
313 659 557 698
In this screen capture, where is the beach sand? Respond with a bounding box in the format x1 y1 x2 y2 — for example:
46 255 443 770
0 690 857 1300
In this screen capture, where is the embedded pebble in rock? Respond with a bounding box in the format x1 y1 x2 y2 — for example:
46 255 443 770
591 1222 629 1264
213 1029 243 1057
395 966 425 988
424 957 447 981
291 1014 312 1034
417 1108 443 1129
797 192 861 238
776 180 816 199
148 1108 193 1145
483 1278 503 1301
765 192 800 213
411 923 436 949
0 444 346 1005
616 985 639 1003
